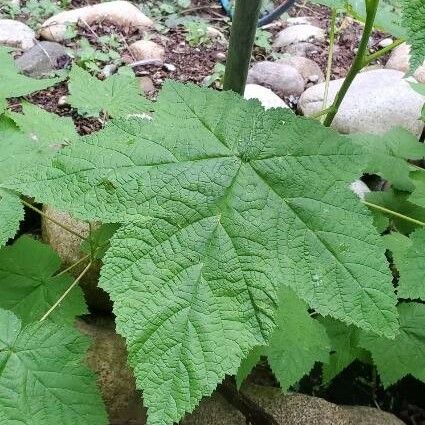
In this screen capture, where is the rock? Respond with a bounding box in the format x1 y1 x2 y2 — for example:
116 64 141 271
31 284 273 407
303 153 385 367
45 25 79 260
129 39 165 62
181 393 245 425
244 84 289 109
286 16 314 26
14 41 69 77
284 41 318 57
299 69 425 136
385 42 425 83
0 19 35 50
77 317 146 425
247 61 305 97
138 76 155 95
206 26 226 42
241 385 405 425
277 56 324 84
42 206 112 313
100 63 118 78
273 24 325 50
378 37 393 48
350 180 370 200
39 0 153 42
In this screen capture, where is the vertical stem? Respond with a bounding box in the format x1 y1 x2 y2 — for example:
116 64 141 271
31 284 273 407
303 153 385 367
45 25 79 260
223 0 262 94
323 0 380 127
323 8 337 111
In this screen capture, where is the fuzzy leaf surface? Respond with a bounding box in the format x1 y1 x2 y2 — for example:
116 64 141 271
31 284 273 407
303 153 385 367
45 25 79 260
68 65 151 117
8 102 78 146
0 236 87 325
387 228 425 301
0 309 107 424
409 170 425 208
350 128 425 191
0 47 62 105
7 82 398 423
0 116 53 246
266 288 330 391
359 303 425 388
402 0 425 71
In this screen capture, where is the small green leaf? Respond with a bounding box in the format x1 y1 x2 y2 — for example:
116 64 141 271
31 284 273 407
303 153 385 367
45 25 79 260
402 0 425 71
388 228 425 301
81 223 120 260
0 236 87 325
350 128 425 191
236 346 264 389
0 47 63 105
0 308 108 424
359 302 425 388
68 64 152 118
409 170 425 208
0 189 24 246
266 289 330 391
320 317 367 383
8 102 78 146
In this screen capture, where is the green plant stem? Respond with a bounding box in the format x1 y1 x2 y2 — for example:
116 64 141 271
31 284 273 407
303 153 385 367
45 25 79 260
55 254 91 277
362 38 405 67
21 198 86 240
323 0 380 127
40 262 92 322
363 201 425 227
223 0 262 94
310 106 332 119
323 8 337 111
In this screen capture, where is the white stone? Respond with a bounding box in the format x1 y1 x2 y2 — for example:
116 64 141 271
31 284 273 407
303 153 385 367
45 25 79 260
350 180 370 200
244 84 289 110
379 38 393 48
277 56 324 84
39 1 153 41
273 25 325 49
247 61 305 97
0 19 35 50
299 69 425 136
128 39 165 62
385 43 425 83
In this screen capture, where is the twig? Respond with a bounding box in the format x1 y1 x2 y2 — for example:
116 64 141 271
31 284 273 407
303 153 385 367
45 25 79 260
128 59 164 68
323 0 380 127
40 262 92 322
21 199 86 240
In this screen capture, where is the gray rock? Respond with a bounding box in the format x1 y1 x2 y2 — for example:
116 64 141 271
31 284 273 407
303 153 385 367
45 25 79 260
181 393 245 425
284 42 319 57
385 42 425 83
15 41 69 77
277 56 324 84
273 24 325 50
42 206 112 313
299 69 425 135
77 317 146 425
244 84 289 109
247 61 305 97
128 39 165 62
0 19 35 50
241 385 404 425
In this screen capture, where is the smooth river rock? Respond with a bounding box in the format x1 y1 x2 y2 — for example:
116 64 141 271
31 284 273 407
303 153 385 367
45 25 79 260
277 56 324 84
128 39 165 62
247 61 305 97
299 69 425 135
244 84 289 109
39 0 153 41
273 24 325 50
0 19 35 50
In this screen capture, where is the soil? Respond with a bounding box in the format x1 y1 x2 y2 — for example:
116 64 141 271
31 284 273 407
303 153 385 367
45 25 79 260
4 1 425 424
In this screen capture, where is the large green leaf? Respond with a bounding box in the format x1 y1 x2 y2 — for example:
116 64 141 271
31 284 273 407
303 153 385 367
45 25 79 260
0 116 54 246
8 102 79 146
350 128 425 191
0 308 107 424
402 0 425 71
0 47 63 106
0 236 87 325
5 82 398 425
266 289 330 391
68 64 151 118
359 302 425 388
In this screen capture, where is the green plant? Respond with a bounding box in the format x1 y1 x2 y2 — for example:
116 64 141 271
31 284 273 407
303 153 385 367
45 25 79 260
183 20 211 46
254 28 273 53
204 62 226 88
22 0 63 27
0 0 424 424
